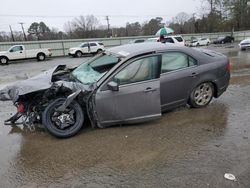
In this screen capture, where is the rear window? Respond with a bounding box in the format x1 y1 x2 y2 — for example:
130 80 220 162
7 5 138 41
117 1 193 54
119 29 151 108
98 42 104 46
174 37 183 42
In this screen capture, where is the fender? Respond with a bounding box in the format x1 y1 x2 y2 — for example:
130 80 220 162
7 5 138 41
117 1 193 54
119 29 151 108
56 90 81 112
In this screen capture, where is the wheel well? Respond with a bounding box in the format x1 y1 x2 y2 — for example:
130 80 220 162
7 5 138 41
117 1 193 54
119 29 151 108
0 56 9 60
189 81 218 99
211 82 218 97
37 52 45 57
75 50 82 54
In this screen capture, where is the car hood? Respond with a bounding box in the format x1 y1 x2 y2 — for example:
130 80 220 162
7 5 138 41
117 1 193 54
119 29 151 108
0 65 91 102
0 51 8 55
69 47 80 51
240 39 250 45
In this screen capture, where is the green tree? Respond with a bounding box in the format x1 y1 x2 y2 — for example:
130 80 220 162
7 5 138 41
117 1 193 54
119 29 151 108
142 17 164 35
28 22 51 40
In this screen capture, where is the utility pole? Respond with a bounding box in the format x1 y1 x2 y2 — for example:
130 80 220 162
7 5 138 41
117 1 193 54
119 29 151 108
105 16 110 37
19 22 27 41
9 25 15 42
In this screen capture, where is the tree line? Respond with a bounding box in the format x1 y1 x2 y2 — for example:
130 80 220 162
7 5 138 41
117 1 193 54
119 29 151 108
0 0 249 42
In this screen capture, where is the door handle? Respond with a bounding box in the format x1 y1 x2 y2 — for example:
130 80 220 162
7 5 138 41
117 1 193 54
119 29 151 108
189 72 199 77
144 87 157 92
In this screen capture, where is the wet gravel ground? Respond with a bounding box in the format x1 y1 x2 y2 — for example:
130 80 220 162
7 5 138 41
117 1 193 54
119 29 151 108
0 44 250 188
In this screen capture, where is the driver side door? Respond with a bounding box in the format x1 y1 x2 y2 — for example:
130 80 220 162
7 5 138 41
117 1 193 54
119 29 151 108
95 55 161 127
8 46 25 60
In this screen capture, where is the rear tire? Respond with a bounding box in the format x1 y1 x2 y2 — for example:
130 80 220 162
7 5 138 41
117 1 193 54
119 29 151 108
189 82 214 108
42 98 84 138
96 49 103 54
37 53 46 61
0 56 9 65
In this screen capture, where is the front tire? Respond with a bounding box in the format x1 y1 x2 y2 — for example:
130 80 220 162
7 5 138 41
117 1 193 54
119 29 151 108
0 56 9 65
42 98 84 138
189 82 214 108
75 51 83 58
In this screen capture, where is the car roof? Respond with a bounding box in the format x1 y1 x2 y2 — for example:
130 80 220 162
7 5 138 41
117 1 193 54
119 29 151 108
106 42 184 58
165 35 183 38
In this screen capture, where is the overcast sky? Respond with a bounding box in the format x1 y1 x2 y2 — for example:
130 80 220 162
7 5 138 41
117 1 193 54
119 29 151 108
0 0 203 32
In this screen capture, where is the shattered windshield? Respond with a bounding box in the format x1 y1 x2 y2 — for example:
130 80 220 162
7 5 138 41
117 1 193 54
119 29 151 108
72 53 120 85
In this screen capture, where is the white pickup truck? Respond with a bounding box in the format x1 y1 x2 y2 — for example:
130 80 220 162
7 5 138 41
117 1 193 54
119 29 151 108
0 45 52 65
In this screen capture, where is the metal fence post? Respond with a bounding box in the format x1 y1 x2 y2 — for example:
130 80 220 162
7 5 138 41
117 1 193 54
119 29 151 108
62 41 65 56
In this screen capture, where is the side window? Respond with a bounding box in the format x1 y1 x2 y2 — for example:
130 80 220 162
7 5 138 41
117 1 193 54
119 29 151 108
90 43 97 47
10 46 23 52
81 43 88 48
165 38 174 43
114 56 159 85
161 52 197 73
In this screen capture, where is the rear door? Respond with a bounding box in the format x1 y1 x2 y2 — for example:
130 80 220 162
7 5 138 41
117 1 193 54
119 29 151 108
160 51 199 110
95 55 161 126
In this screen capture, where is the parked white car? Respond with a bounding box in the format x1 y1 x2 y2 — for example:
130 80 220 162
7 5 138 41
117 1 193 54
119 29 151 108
239 39 250 51
0 45 52 65
146 37 159 42
188 37 211 47
161 35 185 46
68 42 105 57
146 35 185 46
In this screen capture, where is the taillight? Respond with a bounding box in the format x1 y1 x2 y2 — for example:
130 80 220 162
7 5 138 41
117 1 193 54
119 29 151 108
48 48 52 52
17 103 25 113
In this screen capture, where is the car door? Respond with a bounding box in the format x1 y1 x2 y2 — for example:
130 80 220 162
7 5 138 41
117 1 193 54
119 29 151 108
8 45 25 60
95 55 161 126
80 43 89 53
160 51 199 110
89 43 98 53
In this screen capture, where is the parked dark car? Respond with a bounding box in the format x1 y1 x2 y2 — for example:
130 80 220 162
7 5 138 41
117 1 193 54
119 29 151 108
213 36 234 44
0 43 230 138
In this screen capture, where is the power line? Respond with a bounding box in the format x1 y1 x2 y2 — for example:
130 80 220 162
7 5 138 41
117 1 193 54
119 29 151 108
0 14 172 18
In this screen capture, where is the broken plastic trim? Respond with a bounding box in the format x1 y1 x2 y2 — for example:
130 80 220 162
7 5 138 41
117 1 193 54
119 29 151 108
56 90 81 112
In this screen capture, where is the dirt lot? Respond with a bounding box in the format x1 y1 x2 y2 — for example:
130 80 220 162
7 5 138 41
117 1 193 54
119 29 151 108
0 44 250 188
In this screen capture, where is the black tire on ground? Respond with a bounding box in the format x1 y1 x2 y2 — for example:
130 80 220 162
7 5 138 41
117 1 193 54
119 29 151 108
188 82 214 108
75 51 83 57
42 98 84 138
37 53 46 61
0 56 9 65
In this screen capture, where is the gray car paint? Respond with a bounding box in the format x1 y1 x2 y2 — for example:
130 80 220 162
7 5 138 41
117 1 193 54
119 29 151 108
93 43 230 125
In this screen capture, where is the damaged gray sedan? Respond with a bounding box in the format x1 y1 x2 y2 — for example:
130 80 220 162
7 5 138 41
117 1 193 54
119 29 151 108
0 43 230 138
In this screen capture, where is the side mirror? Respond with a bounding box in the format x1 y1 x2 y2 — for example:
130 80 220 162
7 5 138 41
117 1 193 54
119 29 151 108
107 81 119 91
